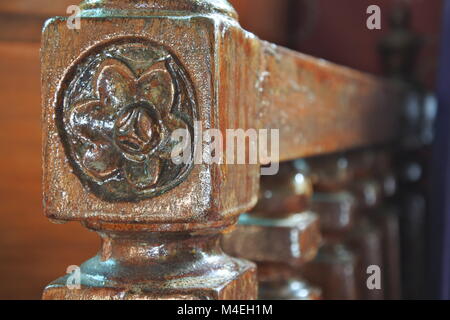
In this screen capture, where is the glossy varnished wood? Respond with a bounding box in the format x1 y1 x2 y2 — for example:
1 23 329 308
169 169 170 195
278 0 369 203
222 163 322 300
40 0 406 300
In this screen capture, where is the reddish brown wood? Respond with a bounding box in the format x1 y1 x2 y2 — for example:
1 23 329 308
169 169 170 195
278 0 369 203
380 3 430 299
0 41 99 300
40 0 405 300
0 0 76 42
0 0 77 15
222 163 322 300
247 45 404 161
352 150 401 300
229 0 291 46
301 149 400 300
344 152 385 300
374 152 402 300
42 0 258 300
302 184 360 300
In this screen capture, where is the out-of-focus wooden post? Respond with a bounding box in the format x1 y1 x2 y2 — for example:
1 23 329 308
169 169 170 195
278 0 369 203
299 154 360 300
301 149 400 300
379 2 434 299
373 150 402 300
345 150 385 300
222 162 322 300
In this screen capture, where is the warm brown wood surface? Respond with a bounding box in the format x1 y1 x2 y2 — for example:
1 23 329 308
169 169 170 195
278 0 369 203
251 42 404 161
0 0 256 300
0 0 418 298
0 1 76 16
0 42 98 300
0 0 76 42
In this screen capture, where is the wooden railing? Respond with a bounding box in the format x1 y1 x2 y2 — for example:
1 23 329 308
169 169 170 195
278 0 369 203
41 0 406 300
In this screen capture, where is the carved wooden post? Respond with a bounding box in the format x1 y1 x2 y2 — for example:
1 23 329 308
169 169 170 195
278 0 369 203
41 0 405 300
41 0 259 300
222 162 322 300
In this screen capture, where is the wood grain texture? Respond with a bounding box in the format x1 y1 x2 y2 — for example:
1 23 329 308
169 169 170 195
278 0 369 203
217 25 405 163
41 0 260 300
0 0 78 16
222 163 322 300
0 0 406 300
0 42 98 300
39 0 405 300
0 0 76 43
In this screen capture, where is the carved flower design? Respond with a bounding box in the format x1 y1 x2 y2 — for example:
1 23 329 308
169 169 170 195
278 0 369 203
68 58 189 191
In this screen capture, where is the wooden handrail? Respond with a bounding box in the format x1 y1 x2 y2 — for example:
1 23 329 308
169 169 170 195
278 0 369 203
41 0 405 300
218 36 405 161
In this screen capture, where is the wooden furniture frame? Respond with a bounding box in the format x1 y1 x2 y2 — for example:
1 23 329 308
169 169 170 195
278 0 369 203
41 0 405 300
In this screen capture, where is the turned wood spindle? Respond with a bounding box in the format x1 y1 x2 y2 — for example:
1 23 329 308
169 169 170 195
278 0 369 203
302 149 399 300
340 150 385 300
380 2 431 299
299 155 360 300
222 162 322 300
373 150 402 300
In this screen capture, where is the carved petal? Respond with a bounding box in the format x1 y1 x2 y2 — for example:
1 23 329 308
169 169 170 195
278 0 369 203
94 59 136 109
115 104 162 158
158 114 190 160
124 158 160 190
137 61 175 115
69 100 115 143
82 142 120 180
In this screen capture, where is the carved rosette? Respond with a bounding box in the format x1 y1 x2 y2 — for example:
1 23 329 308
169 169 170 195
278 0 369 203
57 39 197 202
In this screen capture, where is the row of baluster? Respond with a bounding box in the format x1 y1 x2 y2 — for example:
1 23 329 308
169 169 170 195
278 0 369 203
222 148 404 300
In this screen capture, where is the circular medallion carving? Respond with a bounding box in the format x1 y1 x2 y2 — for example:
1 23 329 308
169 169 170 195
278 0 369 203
57 39 197 202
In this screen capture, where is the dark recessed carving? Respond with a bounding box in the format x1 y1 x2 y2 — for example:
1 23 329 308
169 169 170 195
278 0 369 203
57 39 197 202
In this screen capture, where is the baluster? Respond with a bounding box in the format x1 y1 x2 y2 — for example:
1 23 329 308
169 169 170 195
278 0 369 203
299 154 360 300
222 162 322 300
379 2 432 299
301 149 399 300
41 0 406 300
344 150 385 300
373 150 402 300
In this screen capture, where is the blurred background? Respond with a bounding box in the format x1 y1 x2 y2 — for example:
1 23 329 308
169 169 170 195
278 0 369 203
0 0 446 299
